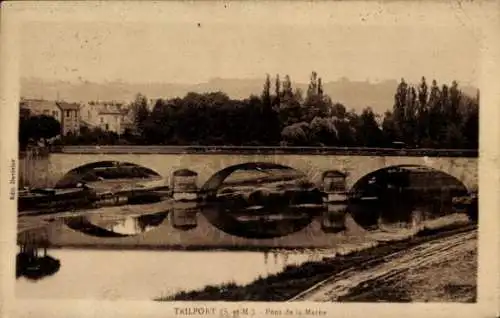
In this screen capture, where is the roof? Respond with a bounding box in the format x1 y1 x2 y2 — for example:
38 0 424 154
20 99 58 110
56 101 81 110
88 102 128 115
98 108 124 115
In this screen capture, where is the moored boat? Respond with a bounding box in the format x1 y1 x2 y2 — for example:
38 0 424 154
85 178 172 206
18 186 96 215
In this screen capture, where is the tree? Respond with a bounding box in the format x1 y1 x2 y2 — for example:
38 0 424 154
273 74 281 110
427 79 442 146
462 98 478 149
130 93 150 141
404 86 418 146
416 76 429 145
19 115 61 149
355 107 384 147
281 122 310 146
79 73 478 150
257 75 281 145
307 71 319 97
449 80 461 125
303 71 330 121
331 104 356 146
382 110 398 146
331 103 347 119
141 99 175 144
261 74 272 109
277 75 303 127
309 116 339 146
443 123 464 149
393 78 408 142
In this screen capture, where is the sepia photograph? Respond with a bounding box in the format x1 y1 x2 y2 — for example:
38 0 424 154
1 1 499 318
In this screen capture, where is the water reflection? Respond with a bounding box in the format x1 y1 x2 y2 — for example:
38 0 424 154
56 200 352 241
201 164 325 238
17 230 61 281
170 208 198 231
64 211 170 237
16 248 334 300
321 205 348 234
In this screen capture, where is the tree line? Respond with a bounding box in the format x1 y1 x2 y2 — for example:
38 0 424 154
18 72 479 150
127 72 478 149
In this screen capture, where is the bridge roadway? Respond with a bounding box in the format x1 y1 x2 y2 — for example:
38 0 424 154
20 146 478 191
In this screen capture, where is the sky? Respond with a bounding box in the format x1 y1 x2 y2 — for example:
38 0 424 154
16 1 485 86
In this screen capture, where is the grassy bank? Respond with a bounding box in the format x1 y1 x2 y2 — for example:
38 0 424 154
155 222 476 302
337 234 477 302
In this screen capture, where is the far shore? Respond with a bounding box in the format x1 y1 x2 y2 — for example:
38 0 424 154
41 243 339 252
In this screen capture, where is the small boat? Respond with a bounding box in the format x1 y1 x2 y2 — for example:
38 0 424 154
452 193 478 222
235 213 309 222
289 203 325 209
18 186 96 214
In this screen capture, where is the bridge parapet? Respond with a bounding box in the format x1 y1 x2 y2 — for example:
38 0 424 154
52 145 479 158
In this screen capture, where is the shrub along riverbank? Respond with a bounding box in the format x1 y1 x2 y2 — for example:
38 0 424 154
155 222 476 302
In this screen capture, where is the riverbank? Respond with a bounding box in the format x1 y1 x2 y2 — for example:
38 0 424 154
337 232 477 302
155 222 476 302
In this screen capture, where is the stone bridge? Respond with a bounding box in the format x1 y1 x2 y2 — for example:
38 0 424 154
22 146 478 192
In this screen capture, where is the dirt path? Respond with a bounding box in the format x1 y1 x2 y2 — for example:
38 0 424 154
290 229 476 302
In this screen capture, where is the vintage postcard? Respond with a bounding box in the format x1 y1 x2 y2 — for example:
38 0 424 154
1 1 499 318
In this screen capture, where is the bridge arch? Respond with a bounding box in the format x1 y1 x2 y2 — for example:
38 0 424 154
200 162 307 193
349 164 469 195
54 161 162 188
347 164 470 230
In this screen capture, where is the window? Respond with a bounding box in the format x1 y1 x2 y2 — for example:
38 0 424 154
43 109 50 115
66 110 70 117
105 124 109 130
100 117 104 124
52 111 58 117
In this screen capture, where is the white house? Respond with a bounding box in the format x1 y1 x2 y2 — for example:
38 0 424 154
80 101 132 134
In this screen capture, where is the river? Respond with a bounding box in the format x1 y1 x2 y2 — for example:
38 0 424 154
16 247 335 300
16 164 472 300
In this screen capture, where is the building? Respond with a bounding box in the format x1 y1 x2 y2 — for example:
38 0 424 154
80 101 133 134
19 99 61 122
56 101 81 136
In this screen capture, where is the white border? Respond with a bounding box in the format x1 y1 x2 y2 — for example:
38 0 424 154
1 1 499 317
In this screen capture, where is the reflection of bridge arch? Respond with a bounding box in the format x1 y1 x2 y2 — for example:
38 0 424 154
200 162 306 193
64 212 170 238
64 217 132 238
